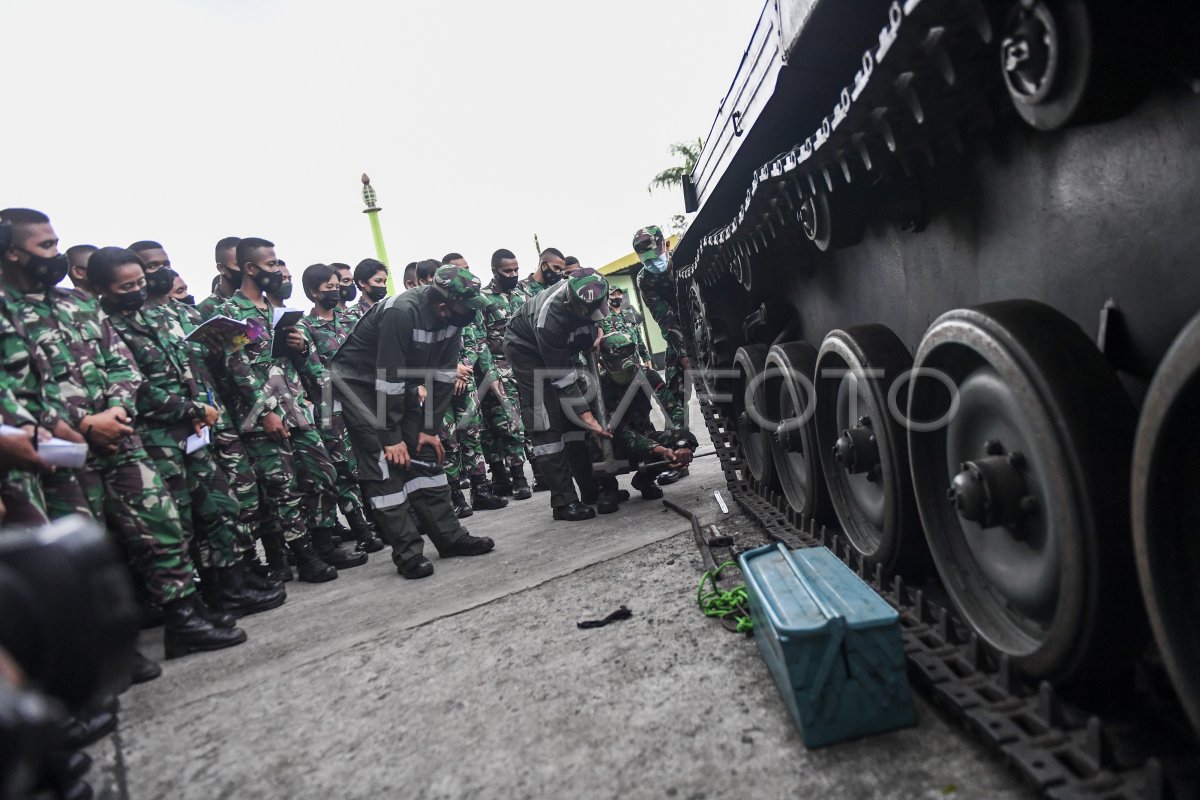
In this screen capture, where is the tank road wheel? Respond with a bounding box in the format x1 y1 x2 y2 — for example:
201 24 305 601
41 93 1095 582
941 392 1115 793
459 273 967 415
733 345 775 487
815 325 923 576
908 301 1141 685
1132 311 1200 737
799 190 866 252
766 342 830 526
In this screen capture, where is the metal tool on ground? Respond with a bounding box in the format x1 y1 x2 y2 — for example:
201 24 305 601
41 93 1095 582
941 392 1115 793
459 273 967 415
586 352 628 476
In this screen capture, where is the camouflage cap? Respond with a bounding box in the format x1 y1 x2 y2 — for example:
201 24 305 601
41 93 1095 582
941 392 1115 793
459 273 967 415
433 264 489 310
600 331 636 356
632 225 665 262
566 267 609 321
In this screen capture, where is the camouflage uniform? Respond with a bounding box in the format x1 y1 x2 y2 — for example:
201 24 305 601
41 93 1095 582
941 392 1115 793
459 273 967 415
599 306 650 363
338 296 374 328
218 292 338 541
634 227 689 431
295 310 370 525
147 300 256 566
332 274 487 567
516 274 549 299
196 283 236 321
107 304 242 570
478 278 530 470
440 321 491 482
0 294 88 526
15 288 197 603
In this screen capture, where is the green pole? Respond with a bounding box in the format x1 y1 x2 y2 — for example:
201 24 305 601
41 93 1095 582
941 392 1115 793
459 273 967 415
361 173 394 294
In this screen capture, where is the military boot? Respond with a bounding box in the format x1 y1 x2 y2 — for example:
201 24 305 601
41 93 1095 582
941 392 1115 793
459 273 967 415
288 535 338 583
632 468 665 500
451 485 473 518
312 527 368 569
489 460 513 496
190 591 238 629
129 649 162 685
213 563 287 617
470 473 509 511
243 546 273 579
509 463 533 501
348 509 384 553
162 595 247 660
435 531 495 558
262 532 293 583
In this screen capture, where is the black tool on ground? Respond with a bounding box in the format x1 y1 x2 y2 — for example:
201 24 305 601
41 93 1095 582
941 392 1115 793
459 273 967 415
663 498 718 572
577 606 633 629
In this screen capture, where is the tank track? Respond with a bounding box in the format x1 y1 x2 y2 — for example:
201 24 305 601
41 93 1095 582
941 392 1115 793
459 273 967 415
699 398 1199 799
678 0 998 285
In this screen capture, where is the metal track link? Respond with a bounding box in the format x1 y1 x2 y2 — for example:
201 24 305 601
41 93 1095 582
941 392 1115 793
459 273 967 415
697 398 1196 799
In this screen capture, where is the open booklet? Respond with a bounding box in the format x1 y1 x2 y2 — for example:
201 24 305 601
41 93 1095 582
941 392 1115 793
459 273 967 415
185 315 259 353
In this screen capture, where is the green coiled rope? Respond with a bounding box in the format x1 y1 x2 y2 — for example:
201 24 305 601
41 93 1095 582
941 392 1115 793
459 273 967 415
697 560 753 633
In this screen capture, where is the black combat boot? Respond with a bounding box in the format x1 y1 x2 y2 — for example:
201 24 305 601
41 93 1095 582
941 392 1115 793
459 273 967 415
312 527 368 569
162 594 247 660
397 554 434 579
595 489 621 514
348 509 385 553
288 535 338 583
243 546 274 579
190 591 238 629
451 485 473 518
632 468 665 500
553 501 596 521
129 649 162 685
509 463 533 501
214 563 287 617
656 467 689 486
436 531 495 558
262 532 294 583
470 473 509 511
489 460 513 496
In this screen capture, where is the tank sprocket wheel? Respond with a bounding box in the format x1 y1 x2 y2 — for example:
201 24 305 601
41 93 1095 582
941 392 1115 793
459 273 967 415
766 341 831 526
733 345 775 487
908 300 1143 685
815 325 925 577
686 280 734 401
1132 309 1200 738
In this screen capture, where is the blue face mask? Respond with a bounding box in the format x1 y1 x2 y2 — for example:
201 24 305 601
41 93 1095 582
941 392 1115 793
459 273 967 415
642 254 669 274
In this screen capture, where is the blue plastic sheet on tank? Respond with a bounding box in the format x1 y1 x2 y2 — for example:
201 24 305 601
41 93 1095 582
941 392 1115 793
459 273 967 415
739 542 916 748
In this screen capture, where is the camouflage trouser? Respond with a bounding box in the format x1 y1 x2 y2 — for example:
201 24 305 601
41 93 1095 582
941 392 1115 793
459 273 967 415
440 376 486 482
318 413 367 523
241 431 307 543
213 426 262 544
0 469 49 527
290 426 339 531
479 360 525 470
661 343 688 430
42 468 95 520
87 450 197 604
141 425 244 569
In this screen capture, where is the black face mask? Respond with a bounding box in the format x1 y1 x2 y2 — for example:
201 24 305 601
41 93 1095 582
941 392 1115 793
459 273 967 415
365 285 387 302
339 284 357 302
105 288 147 313
542 268 563 286
226 266 243 282
181 294 196 306
253 268 284 295
610 297 622 308
276 280 294 301
447 307 477 327
20 251 70 291
144 267 177 297
317 289 341 310
495 273 519 292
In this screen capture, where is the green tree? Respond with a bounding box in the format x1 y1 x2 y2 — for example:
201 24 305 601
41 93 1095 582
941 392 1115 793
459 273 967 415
647 137 703 195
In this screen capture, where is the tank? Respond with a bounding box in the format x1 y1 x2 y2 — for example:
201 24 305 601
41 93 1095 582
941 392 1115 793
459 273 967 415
674 0 1200 757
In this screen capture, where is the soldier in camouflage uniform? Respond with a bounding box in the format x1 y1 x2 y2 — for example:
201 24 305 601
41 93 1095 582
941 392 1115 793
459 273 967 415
0 209 91 524
632 226 693 485
341 257 390 326
85 244 249 659
592 332 698 514
196 236 243 320
218 242 364 580
477 248 533 500
295 262 384 553
439 254 507 516
332 265 496 579
600 287 650 363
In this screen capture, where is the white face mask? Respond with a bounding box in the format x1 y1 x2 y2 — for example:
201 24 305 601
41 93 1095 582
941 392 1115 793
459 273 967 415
642 254 669 274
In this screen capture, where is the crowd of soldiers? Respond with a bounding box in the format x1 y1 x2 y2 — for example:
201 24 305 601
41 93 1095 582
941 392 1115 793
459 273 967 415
0 209 696 690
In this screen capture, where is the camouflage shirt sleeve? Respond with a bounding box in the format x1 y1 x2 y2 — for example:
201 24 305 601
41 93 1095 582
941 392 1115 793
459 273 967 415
97 317 142 420
636 271 686 354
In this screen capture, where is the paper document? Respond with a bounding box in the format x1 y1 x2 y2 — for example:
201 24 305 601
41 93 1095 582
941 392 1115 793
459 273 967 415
185 426 211 454
0 425 89 468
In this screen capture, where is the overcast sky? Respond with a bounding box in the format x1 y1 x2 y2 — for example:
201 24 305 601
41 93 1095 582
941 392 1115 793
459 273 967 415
6 0 763 296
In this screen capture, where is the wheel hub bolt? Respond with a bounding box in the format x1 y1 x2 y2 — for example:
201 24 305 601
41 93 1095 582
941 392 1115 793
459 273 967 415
774 424 804 454
947 449 1034 530
833 420 879 474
